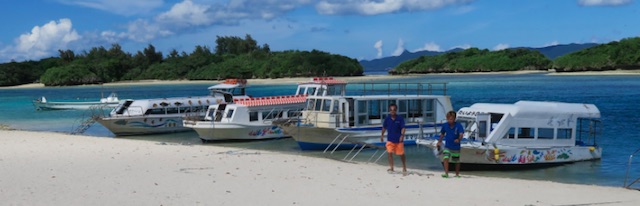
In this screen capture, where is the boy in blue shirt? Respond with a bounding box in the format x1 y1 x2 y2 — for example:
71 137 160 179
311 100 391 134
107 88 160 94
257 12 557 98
437 111 464 178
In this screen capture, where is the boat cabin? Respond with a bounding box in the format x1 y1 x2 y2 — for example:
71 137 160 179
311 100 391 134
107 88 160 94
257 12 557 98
110 79 247 117
301 95 452 129
457 101 601 147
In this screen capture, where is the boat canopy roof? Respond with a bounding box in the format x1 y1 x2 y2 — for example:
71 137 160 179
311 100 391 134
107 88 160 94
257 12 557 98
208 79 247 90
298 77 347 85
459 100 600 119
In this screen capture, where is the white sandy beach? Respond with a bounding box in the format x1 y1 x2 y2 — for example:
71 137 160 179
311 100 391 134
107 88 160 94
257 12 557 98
1 129 638 206
5 69 640 89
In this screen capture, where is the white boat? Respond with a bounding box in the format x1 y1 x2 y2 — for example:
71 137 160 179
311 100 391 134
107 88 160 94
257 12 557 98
32 93 120 110
183 77 347 141
95 79 249 136
277 82 453 150
416 101 602 170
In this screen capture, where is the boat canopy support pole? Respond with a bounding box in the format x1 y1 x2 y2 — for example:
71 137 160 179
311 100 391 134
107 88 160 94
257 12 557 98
323 134 343 153
624 147 640 190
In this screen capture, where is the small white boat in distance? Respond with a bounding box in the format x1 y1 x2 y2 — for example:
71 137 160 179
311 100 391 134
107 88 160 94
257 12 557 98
96 79 249 136
416 101 602 170
32 93 120 110
183 77 347 141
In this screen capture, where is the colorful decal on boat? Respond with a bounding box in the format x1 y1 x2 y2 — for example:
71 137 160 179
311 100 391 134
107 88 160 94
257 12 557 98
489 148 573 163
248 126 284 136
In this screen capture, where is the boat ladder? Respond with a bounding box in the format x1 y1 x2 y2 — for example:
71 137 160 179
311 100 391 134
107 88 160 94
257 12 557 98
624 147 640 190
323 134 388 164
72 116 97 135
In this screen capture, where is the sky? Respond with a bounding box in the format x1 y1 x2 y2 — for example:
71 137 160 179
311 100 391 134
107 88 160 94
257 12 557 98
0 0 639 63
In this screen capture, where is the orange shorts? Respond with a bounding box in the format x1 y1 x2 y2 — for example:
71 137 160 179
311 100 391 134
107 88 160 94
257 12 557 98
385 142 405 155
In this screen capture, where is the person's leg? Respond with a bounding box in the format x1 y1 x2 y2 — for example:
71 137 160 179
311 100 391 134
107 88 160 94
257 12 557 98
400 154 406 172
387 152 394 171
442 150 450 177
399 143 406 173
386 142 394 171
455 162 461 177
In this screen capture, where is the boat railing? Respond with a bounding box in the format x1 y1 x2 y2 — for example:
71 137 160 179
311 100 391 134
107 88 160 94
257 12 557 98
347 82 448 96
624 147 640 190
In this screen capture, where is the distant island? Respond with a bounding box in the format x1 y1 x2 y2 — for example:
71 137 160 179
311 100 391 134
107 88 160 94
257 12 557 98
359 43 598 73
0 35 363 87
388 37 640 74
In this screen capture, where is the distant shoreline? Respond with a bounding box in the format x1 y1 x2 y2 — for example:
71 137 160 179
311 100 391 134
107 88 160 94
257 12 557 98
3 69 640 89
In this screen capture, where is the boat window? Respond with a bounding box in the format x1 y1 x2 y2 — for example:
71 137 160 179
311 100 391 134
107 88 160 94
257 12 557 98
518 128 535 139
315 99 322 111
538 128 554 139
206 109 215 120
322 99 331 112
408 99 423 118
115 100 134 114
250 111 258 121
557 128 572 139
226 109 234 118
167 107 179 114
233 88 246 96
478 121 488 138
332 100 339 113
327 85 343 96
317 87 325 96
262 111 274 120
357 101 367 113
145 108 166 115
368 100 381 120
306 99 316 110
307 88 317 96
503 127 516 139
287 109 302 118
297 87 305 95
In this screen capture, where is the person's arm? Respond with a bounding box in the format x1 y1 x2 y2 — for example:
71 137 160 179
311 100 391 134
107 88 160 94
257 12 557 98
437 127 445 146
400 127 406 142
454 124 464 143
381 125 386 142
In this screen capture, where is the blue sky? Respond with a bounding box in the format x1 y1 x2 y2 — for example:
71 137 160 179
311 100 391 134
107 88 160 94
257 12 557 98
0 0 638 63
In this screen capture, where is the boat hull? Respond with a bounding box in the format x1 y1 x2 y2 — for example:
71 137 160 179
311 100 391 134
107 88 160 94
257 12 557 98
33 101 118 110
416 139 602 170
281 123 440 151
97 115 191 136
185 121 289 140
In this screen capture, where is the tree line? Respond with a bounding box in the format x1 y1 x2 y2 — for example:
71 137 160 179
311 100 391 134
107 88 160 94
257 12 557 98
392 37 640 74
0 34 363 86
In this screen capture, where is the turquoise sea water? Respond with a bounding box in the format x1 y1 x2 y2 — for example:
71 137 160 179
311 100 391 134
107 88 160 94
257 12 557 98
1 74 639 187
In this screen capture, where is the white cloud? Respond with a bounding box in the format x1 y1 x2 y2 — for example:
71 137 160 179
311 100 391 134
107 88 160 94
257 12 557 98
577 0 632 6
316 0 474 15
493 43 509 51
413 42 442 52
392 38 405 56
57 0 164 16
544 41 560 47
1 18 81 62
156 0 213 27
374 40 383 58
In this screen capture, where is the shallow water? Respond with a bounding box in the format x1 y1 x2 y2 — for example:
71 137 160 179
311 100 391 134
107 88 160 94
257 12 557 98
1 74 639 187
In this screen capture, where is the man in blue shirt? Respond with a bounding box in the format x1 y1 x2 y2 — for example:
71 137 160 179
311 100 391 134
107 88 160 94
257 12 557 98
437 111 464 178
381 104 406 175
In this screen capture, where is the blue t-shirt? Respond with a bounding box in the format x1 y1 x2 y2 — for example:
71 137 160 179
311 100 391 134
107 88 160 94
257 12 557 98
440 122 464 150
383 115 405 143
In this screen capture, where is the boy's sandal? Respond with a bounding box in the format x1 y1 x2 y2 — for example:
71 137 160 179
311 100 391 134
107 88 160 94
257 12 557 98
441 174 449 178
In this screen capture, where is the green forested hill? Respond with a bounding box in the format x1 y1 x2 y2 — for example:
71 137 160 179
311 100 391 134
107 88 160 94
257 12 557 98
0 35 363 86
392 48 551 74
552 37 640 71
